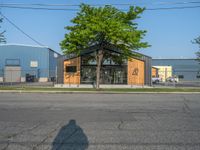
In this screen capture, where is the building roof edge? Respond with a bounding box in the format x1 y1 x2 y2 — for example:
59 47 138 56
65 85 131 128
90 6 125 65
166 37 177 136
0 43 48 48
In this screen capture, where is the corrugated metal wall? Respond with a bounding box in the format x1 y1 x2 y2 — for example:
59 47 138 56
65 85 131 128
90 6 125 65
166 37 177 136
57 55 67 84
49 49 60 79
0 45 60 82
141 55 152 86
152 59 200 81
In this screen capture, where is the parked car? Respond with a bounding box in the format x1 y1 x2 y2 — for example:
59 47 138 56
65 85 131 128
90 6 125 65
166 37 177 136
152 77 162 84
166 77 179 82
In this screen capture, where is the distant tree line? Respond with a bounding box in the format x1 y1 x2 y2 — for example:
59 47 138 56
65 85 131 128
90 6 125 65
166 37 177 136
193 36 200 62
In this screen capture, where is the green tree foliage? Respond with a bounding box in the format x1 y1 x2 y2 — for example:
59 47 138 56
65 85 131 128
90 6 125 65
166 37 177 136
60 4 149 88
193 36 200 62
0 17 6 43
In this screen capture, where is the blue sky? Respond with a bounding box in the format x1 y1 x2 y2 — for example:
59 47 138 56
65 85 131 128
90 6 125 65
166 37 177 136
1 0 200 58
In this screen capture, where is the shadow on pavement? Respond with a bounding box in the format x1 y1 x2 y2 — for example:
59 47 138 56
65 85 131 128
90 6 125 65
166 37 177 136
52 119 89 150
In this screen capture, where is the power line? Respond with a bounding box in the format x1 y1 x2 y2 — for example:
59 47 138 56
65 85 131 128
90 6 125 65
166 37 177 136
153 1 200 5
0 6 77 11
147 5 200 10
0 12 45 46
1 1 200 6
0 5 200 11
0 3 81 6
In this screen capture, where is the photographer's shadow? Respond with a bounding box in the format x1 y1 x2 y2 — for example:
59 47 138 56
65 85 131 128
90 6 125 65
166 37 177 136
52 120 88 150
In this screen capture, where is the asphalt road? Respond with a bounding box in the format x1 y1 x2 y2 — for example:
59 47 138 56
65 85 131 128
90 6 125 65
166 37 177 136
0 93 200 150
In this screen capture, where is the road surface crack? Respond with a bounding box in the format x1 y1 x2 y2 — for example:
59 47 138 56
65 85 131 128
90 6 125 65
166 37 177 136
118 120 124 130
1 123 41 150
181 96 191 114
32 124 61 150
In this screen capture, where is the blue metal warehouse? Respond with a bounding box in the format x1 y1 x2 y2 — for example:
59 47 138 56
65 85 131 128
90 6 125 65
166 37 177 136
0 44 60 82
152 58 200 81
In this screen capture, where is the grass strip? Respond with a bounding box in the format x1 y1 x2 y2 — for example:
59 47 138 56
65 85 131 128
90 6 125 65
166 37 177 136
0 86 200 92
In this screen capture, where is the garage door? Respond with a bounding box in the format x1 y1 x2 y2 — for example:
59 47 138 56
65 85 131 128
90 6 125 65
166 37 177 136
4 66 21 82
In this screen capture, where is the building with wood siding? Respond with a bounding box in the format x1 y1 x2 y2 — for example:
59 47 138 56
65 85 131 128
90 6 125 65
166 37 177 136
152 67 159 77
58 43 152 86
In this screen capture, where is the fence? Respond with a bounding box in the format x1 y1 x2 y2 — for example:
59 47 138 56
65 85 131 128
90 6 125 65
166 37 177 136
1 68 200 88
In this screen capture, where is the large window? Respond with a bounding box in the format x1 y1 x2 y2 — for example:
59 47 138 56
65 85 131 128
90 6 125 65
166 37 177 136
5 59 20 66
80 65 127 84
81 66 96 84
80 49 128 84
100 66 127 84
81 50 127 66
196 75 200 79
178 75 184 79
65 66 77 73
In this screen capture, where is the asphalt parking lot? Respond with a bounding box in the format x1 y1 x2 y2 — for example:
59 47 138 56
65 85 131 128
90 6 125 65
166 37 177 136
0 93 200 150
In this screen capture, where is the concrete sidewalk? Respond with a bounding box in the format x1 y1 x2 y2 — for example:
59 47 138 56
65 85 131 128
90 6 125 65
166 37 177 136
54 84 151 88
1 90 200 94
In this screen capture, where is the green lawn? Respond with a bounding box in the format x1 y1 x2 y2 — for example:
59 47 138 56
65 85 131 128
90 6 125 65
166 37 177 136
0 86 200 92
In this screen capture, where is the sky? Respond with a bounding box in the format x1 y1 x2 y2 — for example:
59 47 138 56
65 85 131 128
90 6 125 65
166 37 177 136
1 0 200 58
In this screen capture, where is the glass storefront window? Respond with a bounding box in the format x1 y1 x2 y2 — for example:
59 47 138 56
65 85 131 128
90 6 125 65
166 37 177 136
81 65 127 84
80 49 128 84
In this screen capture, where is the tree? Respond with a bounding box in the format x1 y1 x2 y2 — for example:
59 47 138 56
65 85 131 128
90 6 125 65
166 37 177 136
60 4 149 89
193 36 200 62
0 17 6 43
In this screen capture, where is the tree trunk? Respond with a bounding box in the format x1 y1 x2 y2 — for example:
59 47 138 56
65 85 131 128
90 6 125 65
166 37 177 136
96 49 104 89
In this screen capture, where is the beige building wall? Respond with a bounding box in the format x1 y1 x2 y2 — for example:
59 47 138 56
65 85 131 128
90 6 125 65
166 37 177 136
153 66 172 81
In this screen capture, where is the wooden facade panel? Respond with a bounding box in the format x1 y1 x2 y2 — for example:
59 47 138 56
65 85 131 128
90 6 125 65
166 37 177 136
128 58 144 85
152 67 158 77
64 57 80 84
